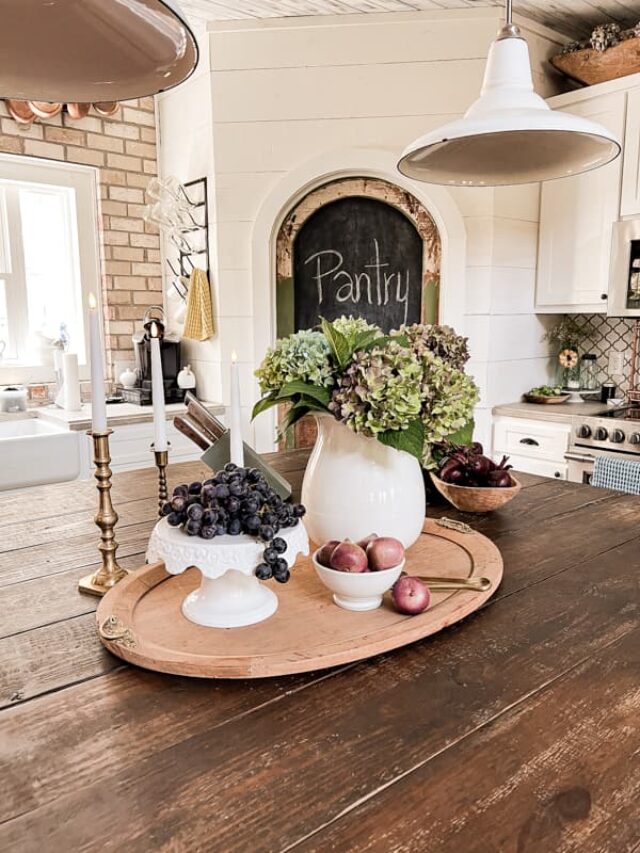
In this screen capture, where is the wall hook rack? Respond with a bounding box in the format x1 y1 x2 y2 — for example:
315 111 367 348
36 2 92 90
164 175 210 287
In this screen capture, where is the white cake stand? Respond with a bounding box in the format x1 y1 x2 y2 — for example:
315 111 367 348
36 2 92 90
146 519 309 628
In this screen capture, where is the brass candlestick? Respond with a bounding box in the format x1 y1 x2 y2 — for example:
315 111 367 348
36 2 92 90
152 443 170 516
79 430 128 597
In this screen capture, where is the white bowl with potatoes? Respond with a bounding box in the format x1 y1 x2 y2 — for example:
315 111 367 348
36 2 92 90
312 535 427 613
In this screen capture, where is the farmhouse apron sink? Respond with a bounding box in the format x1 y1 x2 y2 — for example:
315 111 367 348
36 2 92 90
0 417 81 491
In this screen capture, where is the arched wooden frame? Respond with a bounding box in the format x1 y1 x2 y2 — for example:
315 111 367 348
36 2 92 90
275 176 442 338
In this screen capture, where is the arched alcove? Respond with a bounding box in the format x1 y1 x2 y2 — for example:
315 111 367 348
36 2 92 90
249 147 467 452
275 177 441 337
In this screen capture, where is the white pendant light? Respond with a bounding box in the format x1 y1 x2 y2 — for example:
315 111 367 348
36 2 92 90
0 0 198 103
398 0 621 186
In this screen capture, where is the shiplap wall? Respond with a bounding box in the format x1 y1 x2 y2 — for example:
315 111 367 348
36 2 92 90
159 8 564 451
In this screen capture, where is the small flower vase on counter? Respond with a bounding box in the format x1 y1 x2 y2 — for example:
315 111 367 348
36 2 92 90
558 346 581 389
301 414 426 549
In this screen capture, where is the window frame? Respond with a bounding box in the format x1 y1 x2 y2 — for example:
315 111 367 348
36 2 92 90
0 154 102 384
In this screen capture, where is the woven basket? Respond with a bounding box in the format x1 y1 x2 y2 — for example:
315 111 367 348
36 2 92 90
551 39 640 86
430 473 521 514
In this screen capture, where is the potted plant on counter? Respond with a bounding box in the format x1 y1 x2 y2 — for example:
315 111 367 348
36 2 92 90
253 317 478 548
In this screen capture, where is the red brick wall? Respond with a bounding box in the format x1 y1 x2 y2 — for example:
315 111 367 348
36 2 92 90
0 97 162 382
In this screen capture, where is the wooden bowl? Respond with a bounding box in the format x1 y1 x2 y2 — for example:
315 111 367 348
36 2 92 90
523 393 570 405
551 39 640 86
430 473 521 514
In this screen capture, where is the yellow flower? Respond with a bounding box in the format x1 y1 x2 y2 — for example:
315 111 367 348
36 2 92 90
558 348 579 369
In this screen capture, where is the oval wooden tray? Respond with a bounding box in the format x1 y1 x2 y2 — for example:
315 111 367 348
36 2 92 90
96 519 503 678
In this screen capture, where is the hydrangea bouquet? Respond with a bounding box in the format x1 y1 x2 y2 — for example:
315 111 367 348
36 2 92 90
253 316 478 468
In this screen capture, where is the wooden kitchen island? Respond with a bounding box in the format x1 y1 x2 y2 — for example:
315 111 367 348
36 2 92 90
1 451 639 852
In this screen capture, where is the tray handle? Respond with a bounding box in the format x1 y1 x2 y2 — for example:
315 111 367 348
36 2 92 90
99 615 136 648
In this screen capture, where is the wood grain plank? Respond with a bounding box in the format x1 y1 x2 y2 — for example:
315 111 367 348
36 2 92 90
0 613 120 709
0 663 349 828
295 628 640 853
0 521 155 588
0 496 157 556
183 0 640 41
1 534 637 848
0 557 147 639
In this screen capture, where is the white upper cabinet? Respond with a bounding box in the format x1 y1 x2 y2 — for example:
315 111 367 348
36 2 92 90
621 87 640 217
535 90 626 313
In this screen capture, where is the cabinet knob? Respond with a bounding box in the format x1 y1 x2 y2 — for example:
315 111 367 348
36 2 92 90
554 471 561 478
519 437 539 446
601 293 608 300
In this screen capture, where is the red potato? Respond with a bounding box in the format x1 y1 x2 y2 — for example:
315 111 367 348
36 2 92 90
316 540 340 567
329 541 369 573
366 536 405 571
357 533 378 550
391 576 431 615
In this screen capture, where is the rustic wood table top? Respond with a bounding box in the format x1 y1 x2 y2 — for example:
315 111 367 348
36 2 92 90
1 451 639 853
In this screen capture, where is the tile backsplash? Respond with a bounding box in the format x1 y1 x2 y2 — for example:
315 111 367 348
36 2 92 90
572 314 638 394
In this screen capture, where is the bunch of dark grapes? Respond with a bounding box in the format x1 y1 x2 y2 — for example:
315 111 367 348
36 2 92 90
161 463 306 584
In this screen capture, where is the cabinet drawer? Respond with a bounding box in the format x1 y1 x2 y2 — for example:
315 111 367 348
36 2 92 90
493 417 570 462
501 453 567 481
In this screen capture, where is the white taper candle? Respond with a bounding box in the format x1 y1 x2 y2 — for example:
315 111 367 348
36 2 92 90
149 321 168 452
229 350 244 466
88 293 107 432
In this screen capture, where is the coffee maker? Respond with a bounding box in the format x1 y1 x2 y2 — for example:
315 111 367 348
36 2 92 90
118 306 186 405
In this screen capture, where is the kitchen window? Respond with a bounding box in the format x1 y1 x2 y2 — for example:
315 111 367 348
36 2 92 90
0 155 101 382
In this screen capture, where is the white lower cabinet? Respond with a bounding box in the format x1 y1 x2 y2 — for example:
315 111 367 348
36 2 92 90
499 453 567 481
80 420 205 478
493 416 570 480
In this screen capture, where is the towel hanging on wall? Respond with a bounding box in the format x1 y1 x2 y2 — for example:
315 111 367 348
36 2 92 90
183 268 215 341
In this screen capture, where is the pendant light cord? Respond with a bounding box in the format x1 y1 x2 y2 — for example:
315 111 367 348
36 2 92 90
506 0 512 25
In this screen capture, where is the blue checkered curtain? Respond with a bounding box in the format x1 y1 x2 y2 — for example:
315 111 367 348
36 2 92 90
591 456 640 495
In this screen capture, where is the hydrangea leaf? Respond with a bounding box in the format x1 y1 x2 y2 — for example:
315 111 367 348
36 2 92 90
379 418 425 461
276 380 331 407
320 317 352 368
360 334 409 352
251 393 280 420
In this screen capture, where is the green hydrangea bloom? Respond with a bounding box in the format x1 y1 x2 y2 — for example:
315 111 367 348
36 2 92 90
329 340 423 437
255 330 334 394
331 316 382 342
419 352 479 467
396 323 470 370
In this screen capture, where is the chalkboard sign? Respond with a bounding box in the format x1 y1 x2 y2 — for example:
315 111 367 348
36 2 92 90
293 196 423 333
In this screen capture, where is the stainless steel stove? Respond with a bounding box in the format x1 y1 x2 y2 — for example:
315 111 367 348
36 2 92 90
566 406 640 483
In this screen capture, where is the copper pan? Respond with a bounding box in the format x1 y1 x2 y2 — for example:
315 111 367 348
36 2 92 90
7 100 35 125
28 101 62 119
66 103 90 120
93 101 119 117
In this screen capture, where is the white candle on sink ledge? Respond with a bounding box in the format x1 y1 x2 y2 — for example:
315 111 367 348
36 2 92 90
149 320 168 452
88 292 107 432
229 350 244 466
